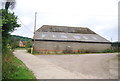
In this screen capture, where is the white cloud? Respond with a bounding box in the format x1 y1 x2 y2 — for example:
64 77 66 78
11 0 119 42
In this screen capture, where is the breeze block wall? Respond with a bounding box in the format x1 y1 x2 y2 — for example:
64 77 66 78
33 41 111 54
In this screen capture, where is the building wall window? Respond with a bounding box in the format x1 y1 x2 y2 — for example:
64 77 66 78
73 35 80 39
61 34 67 38
83 36 88 39
92 36 98 40
53 34 56 38
42 33 45 37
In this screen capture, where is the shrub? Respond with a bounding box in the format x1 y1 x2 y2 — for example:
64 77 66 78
102 49 115 53
27 48 39 54
27 48 31 53
2 51 36 79
63 47 74 54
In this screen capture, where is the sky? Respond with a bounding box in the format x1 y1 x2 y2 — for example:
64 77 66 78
8 0 119 42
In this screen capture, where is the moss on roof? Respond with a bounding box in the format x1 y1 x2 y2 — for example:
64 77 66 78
36 25 96 34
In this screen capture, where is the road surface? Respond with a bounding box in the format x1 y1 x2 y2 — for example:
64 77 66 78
13 50 118 79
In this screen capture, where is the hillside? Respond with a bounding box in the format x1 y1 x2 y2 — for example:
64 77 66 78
10 35 32 41
8 35 32 49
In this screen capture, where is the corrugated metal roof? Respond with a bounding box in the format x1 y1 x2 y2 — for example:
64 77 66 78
33 32 110 42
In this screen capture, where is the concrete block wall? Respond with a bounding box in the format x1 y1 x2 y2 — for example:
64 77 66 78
33 41 111 54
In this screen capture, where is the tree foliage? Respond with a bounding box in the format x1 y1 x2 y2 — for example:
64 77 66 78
8 35 32 50
26 41 32 48
10 35 32 41
2 9 20 54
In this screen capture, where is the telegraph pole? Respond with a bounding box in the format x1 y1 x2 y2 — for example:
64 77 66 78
32 12 37 53
111 38 112 42
111 37 112 50
34 12 37 34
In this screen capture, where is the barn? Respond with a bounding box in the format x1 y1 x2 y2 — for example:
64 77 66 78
33 25 111 54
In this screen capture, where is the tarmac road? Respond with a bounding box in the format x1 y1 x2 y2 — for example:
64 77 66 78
14 50 118 79
36 53 118 79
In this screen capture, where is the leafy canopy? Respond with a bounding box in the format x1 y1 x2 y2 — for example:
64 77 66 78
2 9 20 53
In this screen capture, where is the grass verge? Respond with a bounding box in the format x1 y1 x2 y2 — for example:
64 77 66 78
15 47 26 50
117 54 120 60
2 51 37 79
32 52 118 55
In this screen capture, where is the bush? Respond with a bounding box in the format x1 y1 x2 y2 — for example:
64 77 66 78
27 48 38 54
77 49 94 53
27 48 31 53
2 51 36 79
102 49 115 53
63 47 74 54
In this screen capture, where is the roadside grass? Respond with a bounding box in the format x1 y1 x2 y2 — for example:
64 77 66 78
15 47 26 50
117 54 120 60
29 48 118 55
32 52 118 55
2 51 37 80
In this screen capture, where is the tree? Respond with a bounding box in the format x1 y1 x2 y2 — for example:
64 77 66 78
2 9 20 53
2 0 20 54
8 35 20 50
26 41 32 48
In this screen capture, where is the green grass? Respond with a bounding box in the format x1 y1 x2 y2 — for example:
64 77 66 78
15 47 26 50
30 49 118 55
33 52 118 55
2 51 37 79
117 54 120 60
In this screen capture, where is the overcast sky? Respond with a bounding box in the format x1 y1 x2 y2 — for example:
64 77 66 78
10 0 119 42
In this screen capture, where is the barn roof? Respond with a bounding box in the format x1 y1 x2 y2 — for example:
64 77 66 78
33 25 110 43
36 25 96 34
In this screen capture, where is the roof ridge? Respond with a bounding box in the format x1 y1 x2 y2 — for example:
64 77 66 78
36 25 96 34
42 25 88 28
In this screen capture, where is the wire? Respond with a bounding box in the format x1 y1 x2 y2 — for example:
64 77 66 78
17 18 33 33
8 9 34 34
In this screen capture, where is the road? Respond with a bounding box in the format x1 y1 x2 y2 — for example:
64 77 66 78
14 50 118 79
